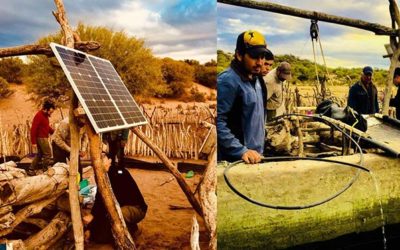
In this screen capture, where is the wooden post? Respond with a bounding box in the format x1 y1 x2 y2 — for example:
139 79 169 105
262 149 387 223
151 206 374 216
52 0 83 249
131 127 203 216
199 146 217 250
86 124 136 249
382 1 400 115
24 211 71 249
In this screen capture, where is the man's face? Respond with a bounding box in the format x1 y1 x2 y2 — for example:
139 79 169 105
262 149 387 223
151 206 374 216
261 60 274 76
394 75 400 87
238 52 264 76
45 108 55 117
361 73 372 84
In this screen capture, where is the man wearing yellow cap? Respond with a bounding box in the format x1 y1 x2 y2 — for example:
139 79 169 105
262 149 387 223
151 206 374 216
217 30 268 164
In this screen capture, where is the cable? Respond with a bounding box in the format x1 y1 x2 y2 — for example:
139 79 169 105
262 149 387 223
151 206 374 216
224 157 369 210
223 113 367 209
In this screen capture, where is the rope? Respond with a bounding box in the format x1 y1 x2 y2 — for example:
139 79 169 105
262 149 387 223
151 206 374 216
223 113 366 209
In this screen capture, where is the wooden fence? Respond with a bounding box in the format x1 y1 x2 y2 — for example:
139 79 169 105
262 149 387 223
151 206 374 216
0 104 216 160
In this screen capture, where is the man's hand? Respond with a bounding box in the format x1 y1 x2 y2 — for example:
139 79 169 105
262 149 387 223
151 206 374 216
79 151 87 158
32 144 38 154
82 214 93 226
241 149 262 164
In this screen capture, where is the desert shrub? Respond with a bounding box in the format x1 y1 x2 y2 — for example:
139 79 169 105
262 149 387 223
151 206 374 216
161 58 194 84
26 23 167 103
189 87 206 102
195 63 217 89
0 77 14 98
0 57 24 84
161 58 194 97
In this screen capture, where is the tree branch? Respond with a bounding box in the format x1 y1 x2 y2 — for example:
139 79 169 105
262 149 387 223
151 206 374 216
0 41 100 58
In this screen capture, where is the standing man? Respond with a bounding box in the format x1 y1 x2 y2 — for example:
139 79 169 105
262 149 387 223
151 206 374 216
103 129 129 168
217 30 268 164
264 61 292 121
261 49 274 77
52 117 88 176
28 100 55 176
348 66 379 114
390 67 400 119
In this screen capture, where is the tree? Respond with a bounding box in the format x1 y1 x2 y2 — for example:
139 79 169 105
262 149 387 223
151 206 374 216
161 57 194 97
26 23 168 103
0 57 25 84
0 77 14 98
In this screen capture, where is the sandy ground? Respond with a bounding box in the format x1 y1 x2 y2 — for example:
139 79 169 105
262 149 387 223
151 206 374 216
86 168 208 250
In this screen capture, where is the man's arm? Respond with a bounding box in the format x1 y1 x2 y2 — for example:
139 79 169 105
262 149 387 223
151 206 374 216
374 91 379 113
389 89 400 107
217 76 247 160
53 122 71 152
347 86 358 110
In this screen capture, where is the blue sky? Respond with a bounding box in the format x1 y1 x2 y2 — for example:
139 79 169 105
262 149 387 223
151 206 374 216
217 0 393 69
0 0 216 63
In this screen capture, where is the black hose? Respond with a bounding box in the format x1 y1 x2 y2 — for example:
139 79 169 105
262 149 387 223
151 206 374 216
224 157 369 210
382 115 400 129
223 113 367 209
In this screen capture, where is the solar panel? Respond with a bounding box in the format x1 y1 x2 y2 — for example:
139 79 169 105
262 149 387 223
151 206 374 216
50 43 147 133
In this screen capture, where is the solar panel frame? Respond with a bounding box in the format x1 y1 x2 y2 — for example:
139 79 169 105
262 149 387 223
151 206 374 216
50 43 148 133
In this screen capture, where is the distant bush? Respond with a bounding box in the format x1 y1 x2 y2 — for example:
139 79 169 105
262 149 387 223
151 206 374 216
0 77 14 98
0 57 24 84
217 50 390 86
217 50 233 74
195 61 217 89
161 58 194 97
189 87 206 102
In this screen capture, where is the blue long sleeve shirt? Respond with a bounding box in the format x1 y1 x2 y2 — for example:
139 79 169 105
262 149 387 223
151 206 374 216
217 62 265 162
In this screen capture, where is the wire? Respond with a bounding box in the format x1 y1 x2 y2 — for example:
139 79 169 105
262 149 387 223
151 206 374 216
223 113 367 210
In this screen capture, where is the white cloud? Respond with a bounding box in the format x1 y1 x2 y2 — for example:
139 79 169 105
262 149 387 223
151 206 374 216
79 1 214 63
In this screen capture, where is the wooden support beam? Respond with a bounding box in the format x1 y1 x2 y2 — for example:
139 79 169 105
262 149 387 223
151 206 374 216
52 0 84 249
218 0 397 36
86 124 136 249
24 211 71 249
0 192 64 237
198 146 217 250
0 41 100 58
131 127 204 217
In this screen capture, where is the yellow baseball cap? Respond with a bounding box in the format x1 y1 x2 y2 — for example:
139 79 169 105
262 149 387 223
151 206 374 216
236 30 268 58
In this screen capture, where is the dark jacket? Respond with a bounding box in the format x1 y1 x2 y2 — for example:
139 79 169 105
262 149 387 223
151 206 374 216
390 86 400 119
348 81 379 114
88 166 147 243
217 60 267 162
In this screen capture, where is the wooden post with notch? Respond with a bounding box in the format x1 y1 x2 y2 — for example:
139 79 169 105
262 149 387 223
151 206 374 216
52 0 84 249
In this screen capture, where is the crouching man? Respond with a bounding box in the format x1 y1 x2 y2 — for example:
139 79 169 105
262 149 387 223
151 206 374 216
83 155 147 244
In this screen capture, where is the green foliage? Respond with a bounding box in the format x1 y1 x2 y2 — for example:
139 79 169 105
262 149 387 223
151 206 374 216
194 61 217 89
25 56 70 105
0 77 14 98
27 23 167 102
217 50 389 86
0 57 25 84
217 50 233 74
161 57 194 97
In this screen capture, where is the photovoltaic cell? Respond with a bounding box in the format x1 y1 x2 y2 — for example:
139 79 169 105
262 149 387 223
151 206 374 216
50 43 147 133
